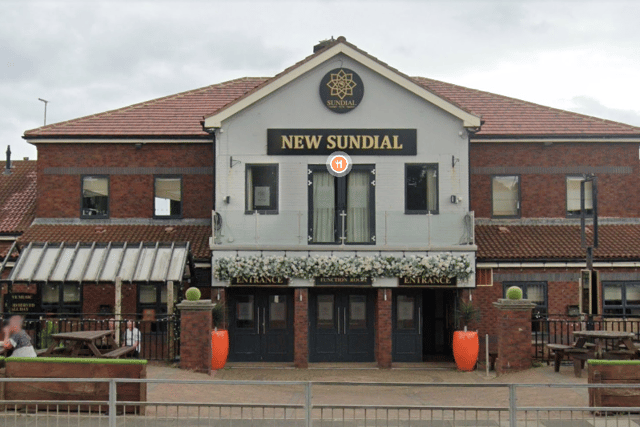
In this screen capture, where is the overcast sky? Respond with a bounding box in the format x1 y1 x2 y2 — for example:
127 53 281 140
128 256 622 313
2 0 640 159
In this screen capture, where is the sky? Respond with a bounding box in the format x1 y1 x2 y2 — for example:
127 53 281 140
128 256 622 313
2 0 640 160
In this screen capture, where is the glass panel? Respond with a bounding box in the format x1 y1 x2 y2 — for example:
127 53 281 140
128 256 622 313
626 284 640 305
567 177 593 215
63 284 80 303
396 295 415 330
155 177 182 217
160 285 167 304
236 295 255 329
312 171 335 243
604 284 623 305
246 165 278 211
346 170 370 243
492 176 519 217
317 295 335 329
526 284 545 305
349 295 367 329
406 165 437 212
139 284 157 304
269 295 287 329
42 284 59 304
82 176 109 217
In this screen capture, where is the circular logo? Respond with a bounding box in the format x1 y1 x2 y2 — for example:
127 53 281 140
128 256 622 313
319 68 364 114
326 151 352 177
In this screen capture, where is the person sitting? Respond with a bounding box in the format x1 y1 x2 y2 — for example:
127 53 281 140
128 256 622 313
3 315 37 357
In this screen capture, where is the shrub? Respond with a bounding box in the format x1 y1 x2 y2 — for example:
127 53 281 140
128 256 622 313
506 286 523 300
185 287 201 301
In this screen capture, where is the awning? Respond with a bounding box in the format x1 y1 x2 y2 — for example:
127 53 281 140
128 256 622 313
3 242 192 284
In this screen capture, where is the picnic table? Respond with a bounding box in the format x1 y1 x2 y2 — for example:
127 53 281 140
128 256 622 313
38 330 136 358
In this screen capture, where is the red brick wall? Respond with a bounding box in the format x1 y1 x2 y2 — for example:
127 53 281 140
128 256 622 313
82 283 137 315
495 301 534 374
36 143 213 219
294 288 309 368
179 307 212 374
375 289 392 368
470 142 640 218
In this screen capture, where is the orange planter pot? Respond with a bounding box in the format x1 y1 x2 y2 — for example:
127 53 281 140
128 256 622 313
452 330 479 371
211 330 229 370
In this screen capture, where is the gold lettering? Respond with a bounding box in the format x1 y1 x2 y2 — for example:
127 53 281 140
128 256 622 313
348 136 360 149
294 135 304 149
326 135 336 150
362 136 374 149
305 135 323 149
380 135 392 149
281 136 293 150
373 136 380 149
337 136 347 150
392 135 403 149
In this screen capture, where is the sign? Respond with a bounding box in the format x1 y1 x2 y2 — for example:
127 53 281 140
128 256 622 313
230 277 289 285
142 308 156 322
319 68 364 113
399 276 457 286
4 293 39 314
315 277 372 286
267 129 417 156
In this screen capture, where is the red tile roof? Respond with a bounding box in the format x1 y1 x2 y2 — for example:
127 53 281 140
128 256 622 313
0 161 37 235
476 224 640 261
23 39 640 139
18 224 211 260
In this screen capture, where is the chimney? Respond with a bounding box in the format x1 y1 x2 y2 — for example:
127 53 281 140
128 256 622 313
3 146 11 175
313 37 335 53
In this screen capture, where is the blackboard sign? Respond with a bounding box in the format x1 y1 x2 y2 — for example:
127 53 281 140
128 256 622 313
230 277 289 285
399 276 457 286
315 277 372 286
4 293 39 314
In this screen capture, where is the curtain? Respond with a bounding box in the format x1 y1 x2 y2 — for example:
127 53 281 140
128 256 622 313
42 284 59 304
493 176 519 216
312 171 335 243
246 167 253 210
426 168 437 211
626 285 640 305
567 178 593 212
83 177 108 197
63 284 80 303
604 284 623 304
347 170 370 243
526 284 544 305
155 178 181 201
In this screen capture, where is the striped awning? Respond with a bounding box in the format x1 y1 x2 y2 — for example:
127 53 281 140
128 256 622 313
4 242 191 284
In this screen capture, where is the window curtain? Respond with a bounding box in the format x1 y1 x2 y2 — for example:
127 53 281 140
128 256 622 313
155 178 181 201
426 168 437 211
604 284 623 301
567 178 593 211
312 171 335 243
526 284 545 305
42 284 59 304
83 177 108 197
493 176 519 216
63 284 80 303
626 285 640 304
246 167 254 210
347 170 370 243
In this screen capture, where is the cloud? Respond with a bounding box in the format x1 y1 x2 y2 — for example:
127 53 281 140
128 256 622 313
567 96 640 127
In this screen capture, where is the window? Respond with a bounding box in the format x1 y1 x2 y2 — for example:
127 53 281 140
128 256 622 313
308 165 375 244
503 282 548 318
81 176 109 218
604 282 640 317
245 164 278 213
138 283 179 316
492 175 520 217
154 176 182 218
566 176 593 217
405 164 438 214
40 283 81 314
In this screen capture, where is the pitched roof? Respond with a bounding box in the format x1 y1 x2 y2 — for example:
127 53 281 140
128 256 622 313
476 224 640 261
18 224 211 261
0 161 37 235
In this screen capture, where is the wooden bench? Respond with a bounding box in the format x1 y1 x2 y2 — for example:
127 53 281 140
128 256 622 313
101 346 137 359
546 344 572 372
565 347 592 378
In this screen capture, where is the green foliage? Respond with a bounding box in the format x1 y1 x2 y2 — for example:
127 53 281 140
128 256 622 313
457 301 481 329
212 303 226 329
506 286 523 300
39 320 59 350
185 287 202 301
8 357 147 365
588 359 640 365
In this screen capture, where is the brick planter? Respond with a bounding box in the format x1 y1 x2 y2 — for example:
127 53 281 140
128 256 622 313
589 360 640 409
492 299 535 375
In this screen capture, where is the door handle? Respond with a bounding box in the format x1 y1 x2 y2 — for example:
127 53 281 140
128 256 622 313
262 307 266 334
257 308 261 334
418 307 422 335
337 308 340 335
343 308 347 335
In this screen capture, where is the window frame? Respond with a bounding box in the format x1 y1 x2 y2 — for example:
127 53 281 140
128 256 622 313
245 164 279 215
39 283 83 315
502 282 548 317
153 175 183 219
566 175 593 218
80 175 110 219
404 163 439 215
490 174 521 219
603 281 640 318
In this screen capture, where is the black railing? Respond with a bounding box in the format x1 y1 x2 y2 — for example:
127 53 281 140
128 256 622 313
4 313 180 362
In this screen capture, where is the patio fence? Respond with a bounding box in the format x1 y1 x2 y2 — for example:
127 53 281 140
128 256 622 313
0 378 639 426
532 317 640 361
13 314 180 362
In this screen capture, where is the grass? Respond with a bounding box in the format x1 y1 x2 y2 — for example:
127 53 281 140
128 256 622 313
8 357 147 365
588 359 640 365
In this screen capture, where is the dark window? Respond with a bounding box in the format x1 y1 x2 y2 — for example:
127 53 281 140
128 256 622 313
566 176 593 217
154 176 182 218
245 164 278 213
405 164 438 214
40 283 82 314
503 282 548 318
81 176 109 218
492 175 520 218
603 282 640 318
137 283 179 317
308 165 375 244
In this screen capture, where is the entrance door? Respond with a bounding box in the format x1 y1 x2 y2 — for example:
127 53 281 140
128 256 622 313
310 290 374 362
423 289 456 359
228 290 293 362
392 290 423 362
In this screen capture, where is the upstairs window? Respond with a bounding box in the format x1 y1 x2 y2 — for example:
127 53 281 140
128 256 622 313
245 164 279 214
154 176 182 218
405 164 438 214
567 176 593 217
603 282 640 318
492 175 520 218
81 176 109 218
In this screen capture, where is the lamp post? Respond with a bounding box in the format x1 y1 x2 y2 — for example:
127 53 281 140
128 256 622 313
38 98 49 126
580 174 598 330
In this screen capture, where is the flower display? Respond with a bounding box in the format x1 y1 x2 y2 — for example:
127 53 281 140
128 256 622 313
213 253 472 281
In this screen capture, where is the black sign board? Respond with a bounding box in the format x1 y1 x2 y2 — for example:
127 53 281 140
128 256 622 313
319 68 364 114
4 293 39 314
315 277 372 286
399 276 457 286
230 277 289 285
267 129 417 156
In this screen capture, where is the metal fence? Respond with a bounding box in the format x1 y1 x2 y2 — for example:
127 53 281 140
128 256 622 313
0 378 639 426
14 314 180 362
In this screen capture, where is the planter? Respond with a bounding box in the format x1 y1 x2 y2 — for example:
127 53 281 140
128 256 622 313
211 330 229 370
588 360 640 410
453 330 479 371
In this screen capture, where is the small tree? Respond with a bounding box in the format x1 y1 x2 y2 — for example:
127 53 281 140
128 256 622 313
457 301 481 332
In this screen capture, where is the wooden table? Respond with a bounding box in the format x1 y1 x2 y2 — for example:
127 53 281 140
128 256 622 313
567 330 637 377
39 330 117 358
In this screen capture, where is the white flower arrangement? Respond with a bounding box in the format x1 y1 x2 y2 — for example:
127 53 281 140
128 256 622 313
213 254 472 281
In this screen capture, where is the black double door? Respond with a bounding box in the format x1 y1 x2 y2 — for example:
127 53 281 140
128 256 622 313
309 289 375 362
228 289 294 362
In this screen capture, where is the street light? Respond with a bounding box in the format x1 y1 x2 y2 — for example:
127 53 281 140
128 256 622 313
38 98 49 126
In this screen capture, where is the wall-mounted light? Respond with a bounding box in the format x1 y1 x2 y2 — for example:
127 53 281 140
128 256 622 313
299 292 303 302
451 155 460 168
384 289 387 301
230 156 241 168
217 289 221 301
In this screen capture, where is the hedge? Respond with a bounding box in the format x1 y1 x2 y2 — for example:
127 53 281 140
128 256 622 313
588 359 640 366
8 357 147 365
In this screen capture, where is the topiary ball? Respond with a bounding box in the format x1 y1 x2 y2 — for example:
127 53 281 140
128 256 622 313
185 287 201 301
506 286 523 300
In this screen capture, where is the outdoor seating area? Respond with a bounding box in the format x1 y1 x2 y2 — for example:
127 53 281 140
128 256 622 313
37 330 137 359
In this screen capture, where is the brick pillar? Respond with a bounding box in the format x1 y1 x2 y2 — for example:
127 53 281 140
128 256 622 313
294 288 309 368
375 288 392 369
177 299 214 374
492 299 536 375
